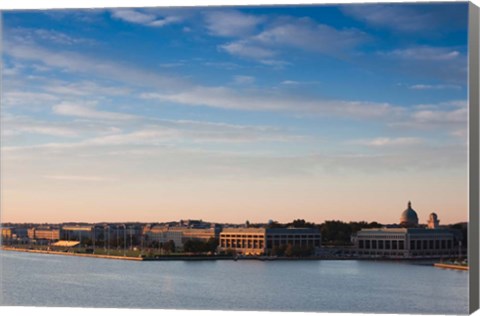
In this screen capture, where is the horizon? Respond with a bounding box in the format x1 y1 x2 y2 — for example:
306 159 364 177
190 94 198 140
1 3 469 224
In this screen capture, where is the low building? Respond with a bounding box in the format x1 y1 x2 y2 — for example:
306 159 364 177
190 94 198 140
353 202 458 258
2 227 14 239
143 225 219 250
61 225 94 241
218 227 322 255
27 227 61 241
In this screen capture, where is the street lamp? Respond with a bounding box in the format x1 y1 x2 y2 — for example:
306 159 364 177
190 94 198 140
123 224 127 256
107 225 110 255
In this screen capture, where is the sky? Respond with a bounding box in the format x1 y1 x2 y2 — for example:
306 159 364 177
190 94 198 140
0 2 470 225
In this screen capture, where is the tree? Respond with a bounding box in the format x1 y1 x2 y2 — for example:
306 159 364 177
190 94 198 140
162 240 175 254
288 219 316 228
284 244 294 257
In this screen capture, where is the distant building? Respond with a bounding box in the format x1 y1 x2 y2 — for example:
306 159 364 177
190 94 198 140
2 227 14 239
353 202 458 258
399 201 419 227
218 227 322 255
61 225 94 241
143 225 219 250
27 227 61 241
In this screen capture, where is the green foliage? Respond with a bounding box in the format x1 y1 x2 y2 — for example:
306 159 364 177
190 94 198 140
183 238 219 253
320 220 383 245
271 243 314 257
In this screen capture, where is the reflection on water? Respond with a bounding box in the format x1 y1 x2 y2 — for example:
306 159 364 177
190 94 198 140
0 251 468 314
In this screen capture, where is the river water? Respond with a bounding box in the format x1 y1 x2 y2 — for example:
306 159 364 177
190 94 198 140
0 251 468 314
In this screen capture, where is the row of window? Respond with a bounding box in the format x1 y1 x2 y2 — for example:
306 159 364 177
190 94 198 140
358 239 405 250
409 239 453 250
221 234 264 239
220 240 265 249
267 235 320 239
358 250 456 256
358 239 454 250
221 234 321 239
357 235 405 239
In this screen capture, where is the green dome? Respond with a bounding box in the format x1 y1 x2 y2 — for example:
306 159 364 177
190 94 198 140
400 201 419 227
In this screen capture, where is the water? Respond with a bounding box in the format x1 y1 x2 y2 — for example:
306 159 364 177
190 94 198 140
0 251 468 314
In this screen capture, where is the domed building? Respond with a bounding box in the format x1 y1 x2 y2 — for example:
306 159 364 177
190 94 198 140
399 201 419 227
353 201 459 259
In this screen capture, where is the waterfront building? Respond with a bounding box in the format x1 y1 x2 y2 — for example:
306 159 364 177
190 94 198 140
62 225 94 241
143 225 219 250
2 227 14 239
353 202 458 258
27 227 61 240
218 227 322 255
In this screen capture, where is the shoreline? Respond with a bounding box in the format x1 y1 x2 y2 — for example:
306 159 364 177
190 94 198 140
1 246 144 261
1 247 463 265
433 263 469 271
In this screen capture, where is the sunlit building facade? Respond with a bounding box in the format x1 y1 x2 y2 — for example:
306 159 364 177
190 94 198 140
353 202 459 258
218 227 321 255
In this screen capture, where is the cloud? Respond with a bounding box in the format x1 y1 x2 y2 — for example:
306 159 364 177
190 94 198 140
4 40 187 91
220 16 368 62
203 10 265 37
342 4 467 33
111 9 182 27
342 5 435 33
221 41 275 59
3 91 60 108
6 27 96 46
384 47 461 61
141 87 402 119
43 80 131 96
43 175 113 182
232 75 255 85
376 46 467 84
52 103 137 121
409 84 462 90
281 80 321 85
352 137 424 147
389 100 467 132
2 116 79 138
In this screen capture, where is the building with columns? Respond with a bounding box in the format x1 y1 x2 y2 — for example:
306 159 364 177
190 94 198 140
218 227 321 255
353 201 459 258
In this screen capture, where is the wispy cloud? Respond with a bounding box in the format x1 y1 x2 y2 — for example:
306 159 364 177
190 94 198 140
43 175 113 182
383 46 461 61
204 10 265 37
409 84 461 90
3 91 59 108
141 87 402 119
389 100 467 132
4 40 188 91
217 15 368 62
7 27 97 46
232 75 255 85
376 46 467 83
52 103 137 121
111 9 182 27
342 4 467 33
352 137 424 147
221 40 275 59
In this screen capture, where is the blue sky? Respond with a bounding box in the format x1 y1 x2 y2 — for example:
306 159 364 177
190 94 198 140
1 3 469 224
